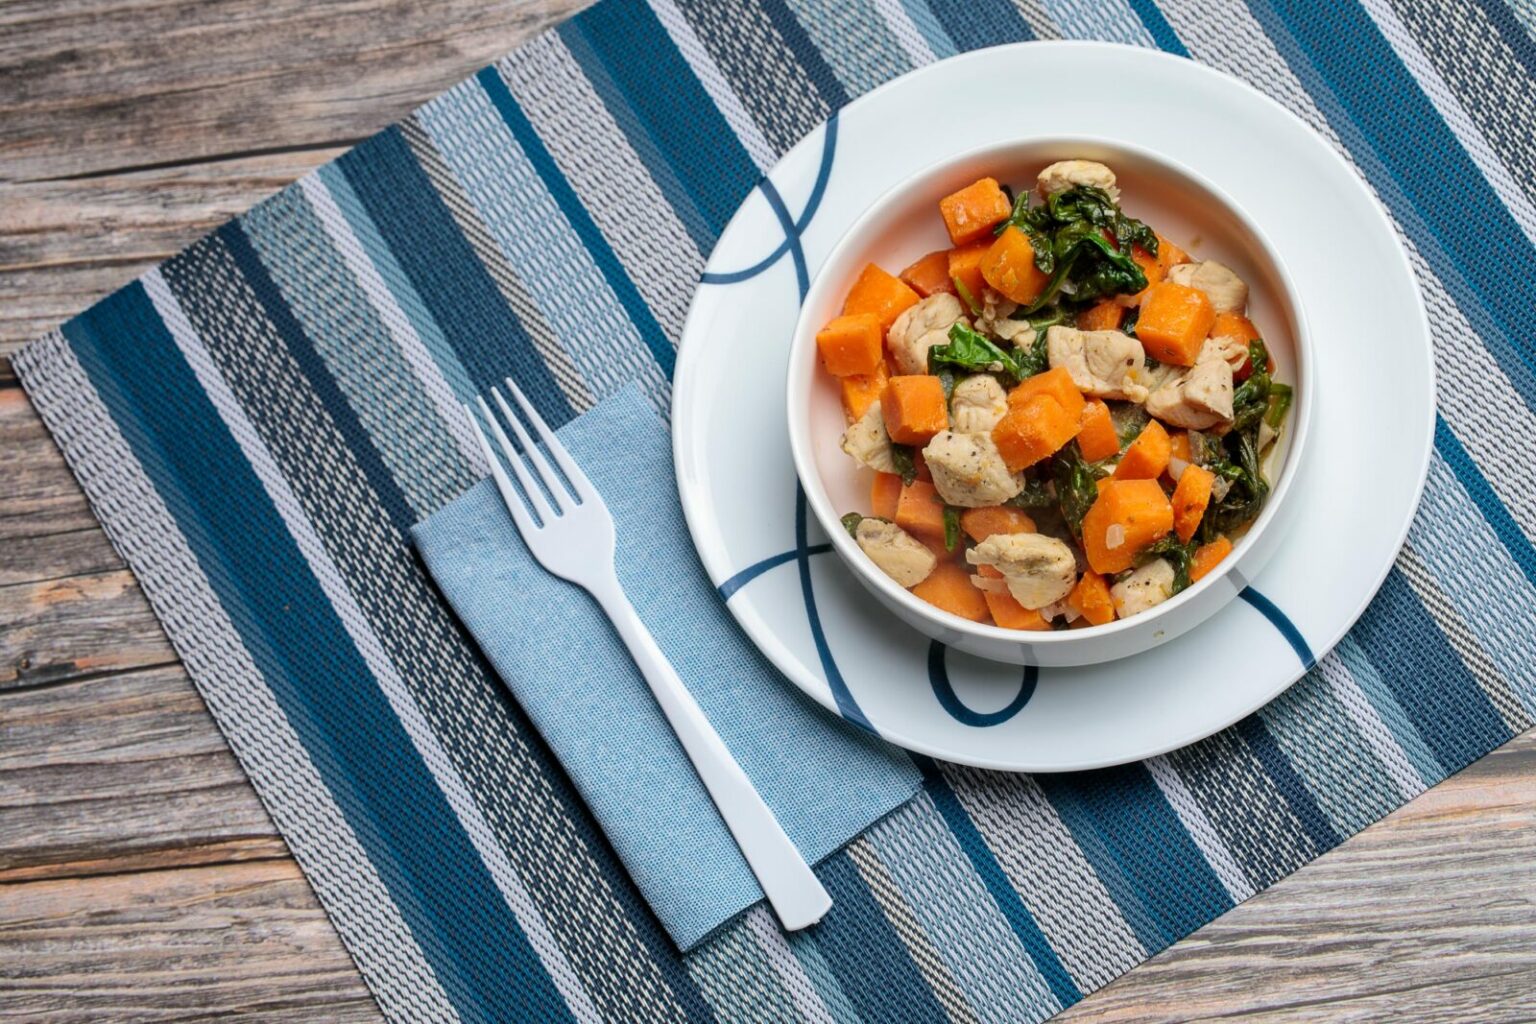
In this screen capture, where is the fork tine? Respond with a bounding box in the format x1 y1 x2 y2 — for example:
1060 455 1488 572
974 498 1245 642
490 386 577 512
475 396 556 527
501 376 597 501
466 403 539 535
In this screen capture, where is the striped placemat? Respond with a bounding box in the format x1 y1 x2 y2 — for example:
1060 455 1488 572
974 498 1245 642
16 1 1536 1021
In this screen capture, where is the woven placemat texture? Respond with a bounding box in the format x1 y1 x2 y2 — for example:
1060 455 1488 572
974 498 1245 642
15 1 1536 1021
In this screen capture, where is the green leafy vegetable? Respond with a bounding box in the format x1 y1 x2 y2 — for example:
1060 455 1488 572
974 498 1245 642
997 186 1158 313
935 366 958 403
952 276 982 316
1005 472 1054 509
928 322 1025 381
943 506 962 552
1121 305 1141 338
889 443 918 487
1051 442 1106 538
1137 535 1195 593
1014 331 1050 379
1265 382 1293 430
840 512 864 538
1197 427 1271 542
1230 340 1272 432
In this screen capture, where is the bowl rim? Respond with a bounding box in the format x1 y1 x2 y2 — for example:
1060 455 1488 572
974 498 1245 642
786 133 1317 649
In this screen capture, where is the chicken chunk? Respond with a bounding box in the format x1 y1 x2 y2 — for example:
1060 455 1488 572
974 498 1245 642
1165 260 1248 314
1110 559 1176 618
855 518 937 588
922 430 1023 508
1036 160 1119 202
840 401 898 474
1046 325 1149 402
967 532 1077 609
1145 339 1235 430
949 375 1009 433
975 291 1034 344
888 292 967 374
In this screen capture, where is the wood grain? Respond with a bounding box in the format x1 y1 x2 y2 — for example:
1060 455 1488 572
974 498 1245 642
2 0 1533 1020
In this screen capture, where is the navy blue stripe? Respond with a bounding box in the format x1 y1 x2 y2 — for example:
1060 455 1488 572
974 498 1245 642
927 0 1035 48
1435 414 1536 590
1254 0 1536 396
337 127 575 427
1039 764 1232 953
918 759 1081 1007
814 851 950 1024
1126 0 1189 55
564 2 760 242
1472 0 1536 79
795 486 874 731
1349 567 1514 772
718 544 832 600
63 283 574 1024
475 67 677 381
1233 716 1340 852
759 177 809 299
211 223 414 535
759 0 850 108
927 644 1037 726
1238 587 1315 669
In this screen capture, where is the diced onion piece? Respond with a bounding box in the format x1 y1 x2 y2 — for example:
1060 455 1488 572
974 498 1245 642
1167 455 1189 482
1105 523 1126 550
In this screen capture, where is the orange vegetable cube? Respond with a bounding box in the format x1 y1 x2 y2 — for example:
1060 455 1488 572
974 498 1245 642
1136 281 1216 366
842 263 920 331
1077 399 1121 462
1117 243 1164 307
1172 464 1215 542
1156 232 1189 276
960 506 1037 542
1076 299 1124 332
1168 429 1192 465
882 375 949 446
980 226 1052 305
870 472 902 520
839 362 889 421
912 560 991 622
993 397 1079 472
895 479 946 542
938 177 1012 246
947 241 990 309
1114 419 1171 480
984 588 1050 631
1210 311 1260 345
899 250 956 298
816 312 883 377
1007 366 1084 415
1081 479 1174 574
1067 570 1116 627
1190 535 1233 582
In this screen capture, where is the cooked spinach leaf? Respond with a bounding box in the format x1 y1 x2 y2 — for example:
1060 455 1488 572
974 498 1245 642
929 322 1025 381
1052 442 1106 538
1265 382 1293 430
1005 471 1054 509
1197 426 1271 542
1138 534 1195 593
889 442 918 487
840 512 864 538
943 506 963 552
1230 340 1272 433
1121 305 1141 338
998 185 1158 313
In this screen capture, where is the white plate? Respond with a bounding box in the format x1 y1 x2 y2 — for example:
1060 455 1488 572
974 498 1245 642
671 42 1433 772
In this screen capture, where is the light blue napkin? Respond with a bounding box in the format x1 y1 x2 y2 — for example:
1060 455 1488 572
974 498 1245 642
411 385 920 949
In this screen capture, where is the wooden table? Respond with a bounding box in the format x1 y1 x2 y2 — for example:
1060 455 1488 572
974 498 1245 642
2 2 1533 1020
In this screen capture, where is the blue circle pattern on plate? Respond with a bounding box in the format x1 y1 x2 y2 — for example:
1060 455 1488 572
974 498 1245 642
701 113 1315 736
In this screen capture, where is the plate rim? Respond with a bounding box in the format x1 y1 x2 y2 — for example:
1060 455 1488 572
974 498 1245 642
671 40 1436 772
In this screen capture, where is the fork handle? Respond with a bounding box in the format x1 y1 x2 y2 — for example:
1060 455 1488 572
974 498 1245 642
591 581 833 932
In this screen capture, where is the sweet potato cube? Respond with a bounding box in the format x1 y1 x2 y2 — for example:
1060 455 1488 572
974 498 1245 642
1137 281 1215 366
912 560 991 622
960 506 1036 543
899 250 956 298
839 362 889 421
1156 232 1189 276
1067 570 1116 626
980 226 1051 306
984 588 1050 631
842 263 920 331
871 472 902 520
882 375 948 446
947 241 990 309
1172 464 1215 542
1007 366 1085 415
1114 419 1171 480
992 396 1079 472
1210 311 1260 345
895 479 946 542
1076 299 1124 332
816 312 884 377
938 177 1012 246
1081 479 1174 574
1077 399 1121 462
1190 535 1233 582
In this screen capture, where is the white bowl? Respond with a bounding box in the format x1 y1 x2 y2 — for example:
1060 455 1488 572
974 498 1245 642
786 136 1315 667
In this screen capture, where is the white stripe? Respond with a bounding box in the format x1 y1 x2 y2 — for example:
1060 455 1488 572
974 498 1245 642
872 0 939 69
1316 653 1426 802
296 173 485 472
14 331 463 1024
1043 0 1157 46
142 269 603 1024
1145 756 1255 904
648 0 778 173
1362 0 1536 250
744 905 838 1024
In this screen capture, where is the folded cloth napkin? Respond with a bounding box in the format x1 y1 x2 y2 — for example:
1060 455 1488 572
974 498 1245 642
412 384 920 949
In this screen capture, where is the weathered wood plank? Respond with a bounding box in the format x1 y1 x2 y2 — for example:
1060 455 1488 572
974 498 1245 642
0 528 123 587
0 569 175 689
0 385 97 541
1059 731 1536 1022
0 663 285 882
0 860 383 1024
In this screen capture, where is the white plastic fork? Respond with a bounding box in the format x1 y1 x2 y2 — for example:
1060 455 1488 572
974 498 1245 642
466 379 832 933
